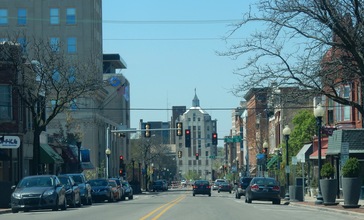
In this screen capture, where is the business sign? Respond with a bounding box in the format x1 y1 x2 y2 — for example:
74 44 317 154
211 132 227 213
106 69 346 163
0 136 21 149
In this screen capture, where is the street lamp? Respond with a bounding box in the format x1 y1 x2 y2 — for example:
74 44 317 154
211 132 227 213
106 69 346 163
76 141 82 172
282 125 291 201
105 148 111 178
314 103 325 205
263 141 269 174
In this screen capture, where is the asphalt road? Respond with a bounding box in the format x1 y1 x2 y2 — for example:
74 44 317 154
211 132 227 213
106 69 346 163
1 189 363 220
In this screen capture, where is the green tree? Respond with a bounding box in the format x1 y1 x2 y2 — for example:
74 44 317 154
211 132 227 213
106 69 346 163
222 1 364 126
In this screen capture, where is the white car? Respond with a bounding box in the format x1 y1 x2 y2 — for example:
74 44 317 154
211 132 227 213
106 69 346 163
213 179 226 190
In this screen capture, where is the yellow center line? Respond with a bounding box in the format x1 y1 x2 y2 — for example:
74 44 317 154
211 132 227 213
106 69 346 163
151 195 186 220
140 195 186 220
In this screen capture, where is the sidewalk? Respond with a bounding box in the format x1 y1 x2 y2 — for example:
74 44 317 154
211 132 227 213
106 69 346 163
289 195 364 217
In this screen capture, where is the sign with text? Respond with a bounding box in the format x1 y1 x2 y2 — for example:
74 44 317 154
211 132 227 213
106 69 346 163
0 136 21 149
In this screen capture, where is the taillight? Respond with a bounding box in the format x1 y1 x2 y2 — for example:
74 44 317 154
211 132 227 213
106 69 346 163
251 184 259 191
207 185 211 189
272 186 280 191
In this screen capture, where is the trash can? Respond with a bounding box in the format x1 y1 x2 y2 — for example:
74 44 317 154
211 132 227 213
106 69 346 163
289 185 303 201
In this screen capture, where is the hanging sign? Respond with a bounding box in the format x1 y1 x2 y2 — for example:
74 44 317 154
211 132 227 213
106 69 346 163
0 136 21 149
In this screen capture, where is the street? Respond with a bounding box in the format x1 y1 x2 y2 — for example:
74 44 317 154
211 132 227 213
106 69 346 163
1 189 363 220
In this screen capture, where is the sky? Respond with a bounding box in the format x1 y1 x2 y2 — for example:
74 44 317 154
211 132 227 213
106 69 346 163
102 0 256 146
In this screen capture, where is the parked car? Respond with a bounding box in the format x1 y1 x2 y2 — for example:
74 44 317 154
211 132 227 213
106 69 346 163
10 175 67 213
212 179 226 190
109 178 124 201
65 173 92 205
245 177 281 205
235 177 253 199
58 175 81 208
108 179 120 202
89 178 114 202
218 182 232 193
122 181 134 200
192 180 211 197
152 180 167 192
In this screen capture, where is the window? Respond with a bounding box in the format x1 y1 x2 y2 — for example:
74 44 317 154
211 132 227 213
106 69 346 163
67 37 76 53
50 8 59 24
343 85 351 121
0 85 12 120
66 8 76 24
50 37 59 52
17 9 27 25
0 9 8 25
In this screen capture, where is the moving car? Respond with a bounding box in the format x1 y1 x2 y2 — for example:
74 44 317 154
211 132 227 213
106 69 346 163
235 177 253 199
152 180 167 192
11 175 67 213
122 181 134 200
65 173 92 205
212 179 226 190
218 182 232 193
192 180 211 197
245 177 281 205
58 175 81 208
89 178 114 202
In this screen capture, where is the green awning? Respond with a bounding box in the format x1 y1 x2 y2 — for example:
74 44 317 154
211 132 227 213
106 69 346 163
40 144 64 164
267 155 279 169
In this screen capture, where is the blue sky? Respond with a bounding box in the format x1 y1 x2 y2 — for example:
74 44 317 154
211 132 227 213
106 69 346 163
102 1 255 145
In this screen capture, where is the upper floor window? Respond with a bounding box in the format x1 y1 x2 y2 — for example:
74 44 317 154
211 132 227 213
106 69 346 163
0 85 12 120
0 9 8 25
17 8 27 25
66 8 76 24
50 8 59 24
50 37 60 52
67 37 76 53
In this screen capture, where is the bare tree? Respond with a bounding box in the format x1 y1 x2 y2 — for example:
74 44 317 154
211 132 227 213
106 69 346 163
221 0 364 124
1 36 103 174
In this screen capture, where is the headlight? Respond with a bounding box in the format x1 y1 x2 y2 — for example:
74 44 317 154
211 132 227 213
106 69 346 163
43 189 55 196
12 193 21 199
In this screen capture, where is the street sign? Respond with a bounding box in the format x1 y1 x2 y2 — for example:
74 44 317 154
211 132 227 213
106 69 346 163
209 155 216 159
224 136 242 143
0 136 21 149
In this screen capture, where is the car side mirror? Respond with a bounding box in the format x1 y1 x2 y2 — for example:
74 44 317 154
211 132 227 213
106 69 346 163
11 185 16 190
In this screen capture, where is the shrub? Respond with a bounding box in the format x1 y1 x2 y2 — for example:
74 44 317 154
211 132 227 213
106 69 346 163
321 162 335 179
342 157 361 178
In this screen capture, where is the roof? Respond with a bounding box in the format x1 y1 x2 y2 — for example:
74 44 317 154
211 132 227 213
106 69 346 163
326 129 364 155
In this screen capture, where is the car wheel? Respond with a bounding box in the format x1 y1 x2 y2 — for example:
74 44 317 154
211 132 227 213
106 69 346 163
246 197 252 203
229 191 231 194
209 193 211 197
273 199 281 205
218 190 220 193
237 194 241 199
129 195 133 200
11 208 18 213
193 193 195 197
61 198 67 210
52 197 59 211
71 195 76 207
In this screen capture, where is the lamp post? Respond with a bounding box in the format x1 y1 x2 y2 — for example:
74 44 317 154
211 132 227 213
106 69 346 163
105 148 111 178
314 104 325 205
282 125 291 201
76 141 82 172
263 141 268 175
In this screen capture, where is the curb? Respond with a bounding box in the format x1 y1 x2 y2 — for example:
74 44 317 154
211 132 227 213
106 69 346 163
0 209 11 215
289 202 364 217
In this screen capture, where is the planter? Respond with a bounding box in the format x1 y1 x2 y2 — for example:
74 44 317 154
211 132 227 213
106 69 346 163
342 177 362 208
320 179 338 205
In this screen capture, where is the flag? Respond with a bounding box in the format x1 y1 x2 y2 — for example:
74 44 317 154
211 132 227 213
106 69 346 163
123 85 129 102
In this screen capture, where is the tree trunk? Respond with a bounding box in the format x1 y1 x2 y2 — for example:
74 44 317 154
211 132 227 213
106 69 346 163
31 129 42 175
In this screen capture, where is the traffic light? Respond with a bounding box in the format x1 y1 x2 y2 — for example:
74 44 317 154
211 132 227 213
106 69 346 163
178 150 182 158
212 132 218 145
185 129 191 148
144 123 151 138
195 153 199 160
119 169 123 176
176 122 183 136
119 155 124 168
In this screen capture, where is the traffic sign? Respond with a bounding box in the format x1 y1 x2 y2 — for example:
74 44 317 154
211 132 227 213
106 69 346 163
224 136 241 143
209 155 216 159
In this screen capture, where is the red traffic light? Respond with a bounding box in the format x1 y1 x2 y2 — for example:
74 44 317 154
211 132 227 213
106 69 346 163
185 130 190 135
195 153 199 156
119 155 124 160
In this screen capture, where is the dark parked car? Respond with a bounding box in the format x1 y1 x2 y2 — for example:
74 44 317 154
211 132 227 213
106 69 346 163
11 175 67 213
122 181 134 200
58 175 81 208
65 173 92 205
192 180 211 197
245 177 281 205
235 177 253 199
218 182 232 193
109 178 124 201
152 180 166 192
107 179 120 202
89 178 114 202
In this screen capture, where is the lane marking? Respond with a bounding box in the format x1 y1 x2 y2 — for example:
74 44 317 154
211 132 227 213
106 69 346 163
140 195 186 220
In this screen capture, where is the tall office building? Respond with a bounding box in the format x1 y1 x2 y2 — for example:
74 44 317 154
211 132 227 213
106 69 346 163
176 91 217 181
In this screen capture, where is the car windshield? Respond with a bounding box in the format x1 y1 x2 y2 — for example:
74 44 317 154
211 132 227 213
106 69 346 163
252 178 277 186
89 179 108 186
153 181 162 185
195 181 209 185
58 177 71 186
108 181 117 187
18 177 54 187
70 175 82 184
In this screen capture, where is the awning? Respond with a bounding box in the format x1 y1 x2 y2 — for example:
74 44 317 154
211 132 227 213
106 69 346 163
81 162 95 170
309 147 327 160
40 144 64 164
296 144 313 163
267 155 279 169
